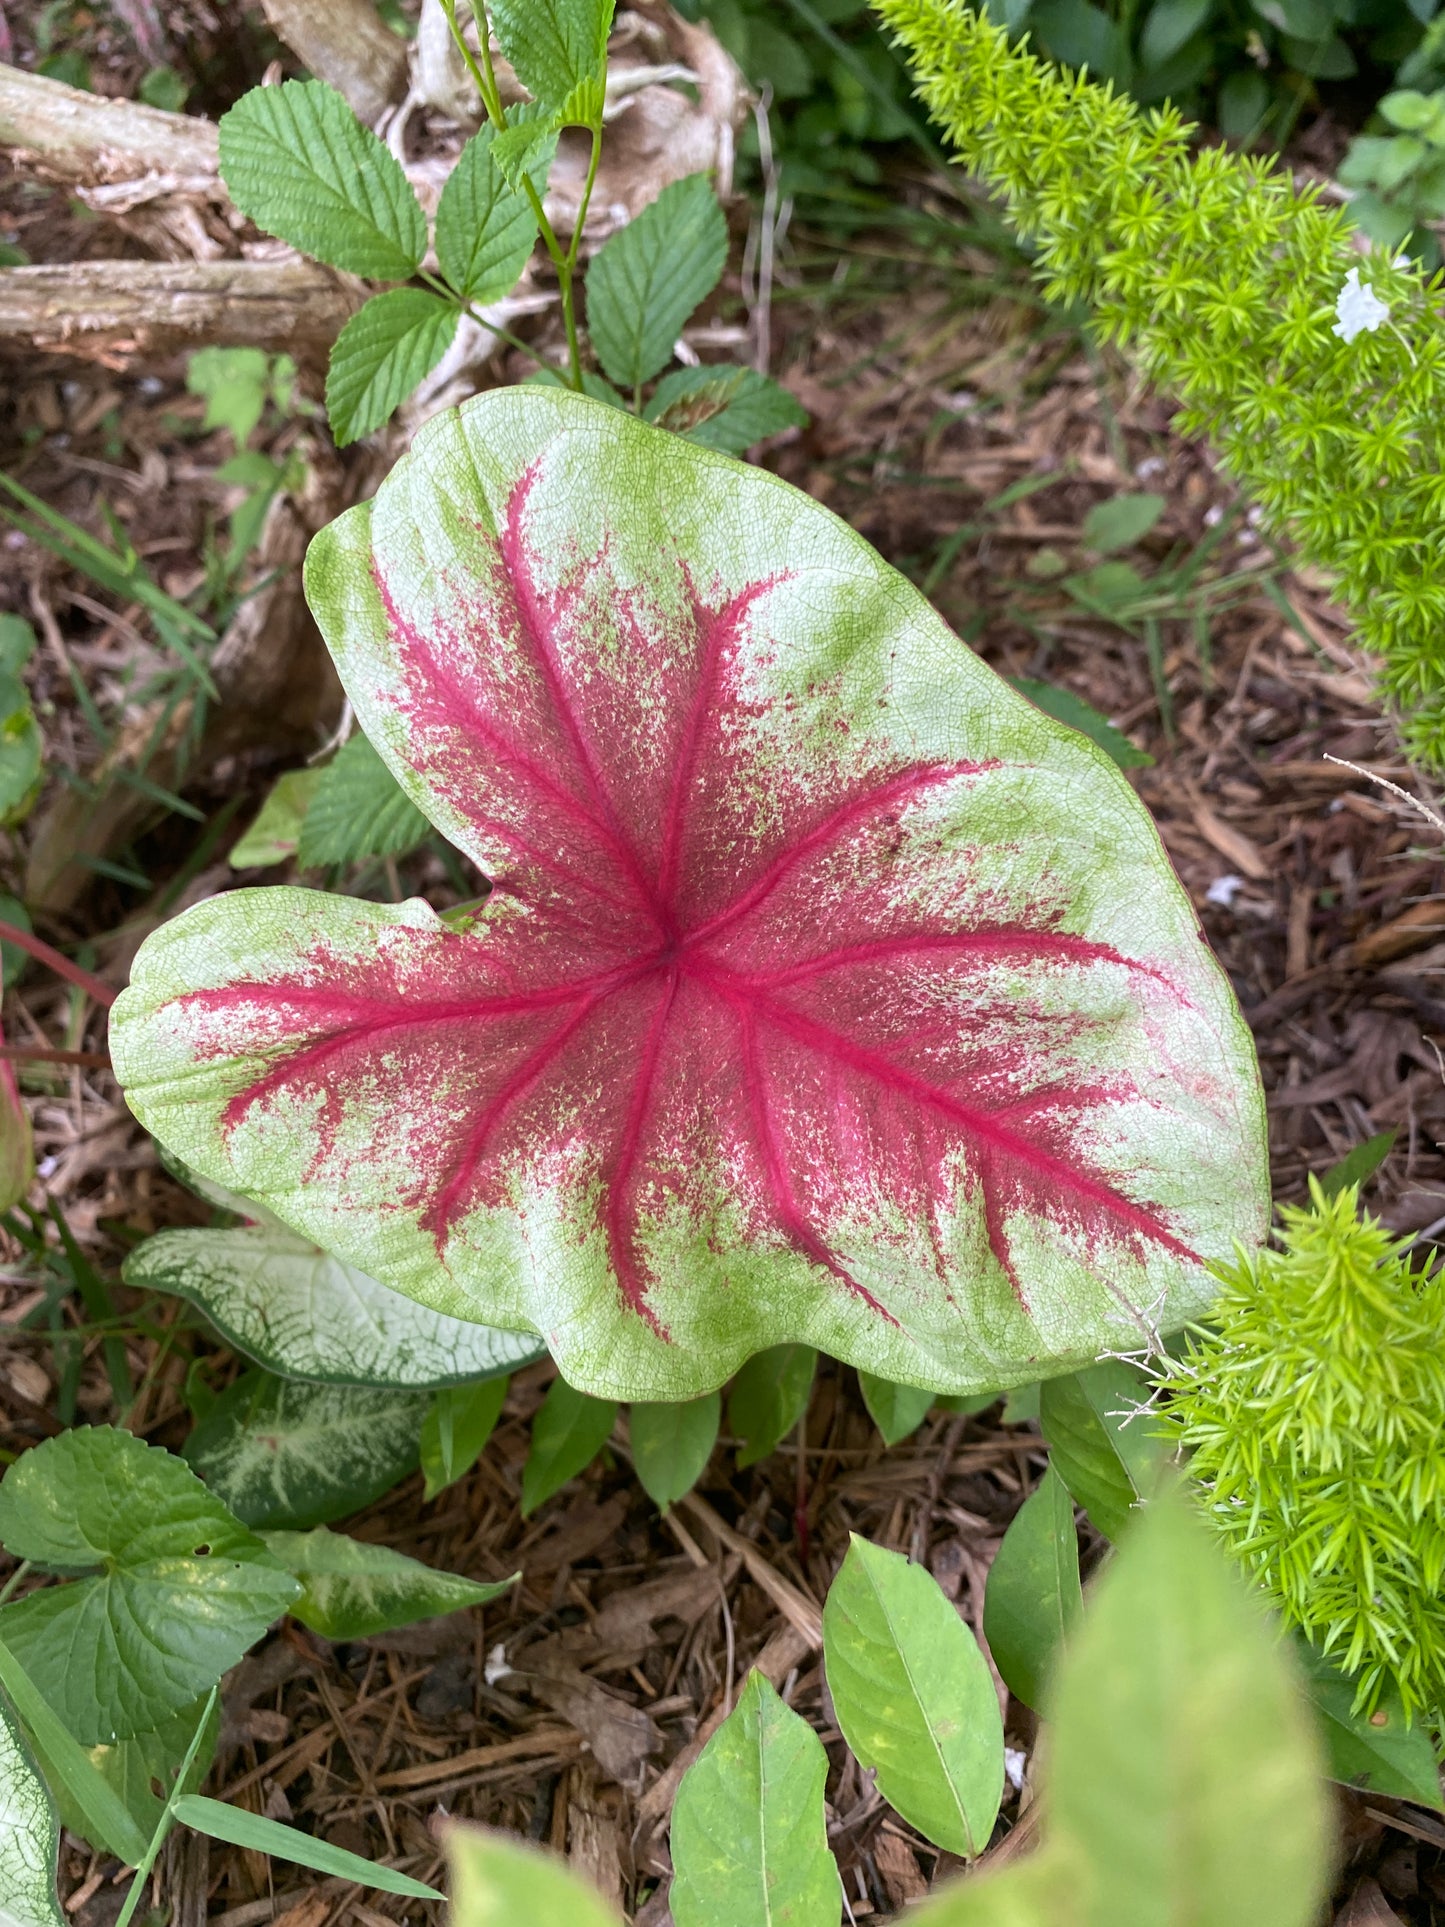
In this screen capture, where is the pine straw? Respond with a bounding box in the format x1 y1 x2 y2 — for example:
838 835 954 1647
2 248 1444 1925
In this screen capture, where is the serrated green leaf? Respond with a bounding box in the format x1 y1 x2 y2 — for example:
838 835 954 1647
644 365 809 453
587 175 729 389
325 290 459 448
448 1825 621 1926
1081 493 1165 555
230 768 324 869
489 0 615 123
670 1670 839 1927
629 1393 720 1508
0 1693 64 1927
261 1526 514 1640
218 80 426 279
1038 1360 1165 1542
172 1796 441 1899
1317 1128 1396 1202
823 1536 1003 1857
123 1219 542 1389
858 1370 934 1446
1048 1480 1331 1926
1294 1638 1443 1808
436 124 546 302
1006 679 1153 770
183 1374 429 1529
728 1347 815 1470
186 346 271 451
297 729 434 867
521 1379 617 1516
421 1377 510 1500
981 1466 1081 1712
0 1429 298 1746
490 111 561 191
36 1694 220 1858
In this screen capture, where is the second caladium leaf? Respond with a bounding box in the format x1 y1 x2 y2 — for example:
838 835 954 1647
111 389 1267 1401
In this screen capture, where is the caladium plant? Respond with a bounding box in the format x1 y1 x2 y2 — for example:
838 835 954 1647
111 388 1267 1401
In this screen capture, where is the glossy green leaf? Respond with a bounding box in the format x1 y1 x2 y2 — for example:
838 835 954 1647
729 1347 816 1470
448 1825 621 1927
587 175 729 389
1048 1481 1331 1927
1006 679 1153 770
324 290 459 447
183 1373 428 1529
644 365 809 454
0 1429 298 1745
229 768 324 869
521 1379 618 1516
981 1465 1081 1712
435 124 544 304
858 1370 934 1447
37 1694 220 1858
630 1393 720 1508
1294 1639 1443 1808
171 1795 441 1899
297 730 434 867
123 1220 542 1389
823 1536 1003 1857
0 1636 148 1868
1039 1359 1165 1542
670 1670 839 1927
0 1693 64 1927
489 0 616 124
421 1377 509 1501
218 81 426 279
1138 0 1210 67
261 1526 513 1640
1317 1129 1397 1202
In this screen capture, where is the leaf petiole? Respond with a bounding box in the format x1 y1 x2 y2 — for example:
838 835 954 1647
113 1687 220 1927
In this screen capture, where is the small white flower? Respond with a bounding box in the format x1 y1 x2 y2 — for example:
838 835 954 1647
484 1641 512 1686
1205 874 1245 908
1332 268 1390 344
1004 1747 1028 1792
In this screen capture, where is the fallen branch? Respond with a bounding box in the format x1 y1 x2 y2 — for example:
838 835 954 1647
0 64 218 189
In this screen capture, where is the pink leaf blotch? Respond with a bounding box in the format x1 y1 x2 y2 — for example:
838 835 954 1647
112 390 1268 1399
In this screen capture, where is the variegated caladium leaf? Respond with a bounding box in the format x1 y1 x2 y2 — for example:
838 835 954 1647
111 388 1268 1402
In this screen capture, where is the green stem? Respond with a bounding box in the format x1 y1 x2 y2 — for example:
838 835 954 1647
418 271 555 370
0 1561 30 1607
114 1688 218 1921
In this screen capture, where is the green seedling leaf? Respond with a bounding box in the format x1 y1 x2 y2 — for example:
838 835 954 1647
0 1429 298 1745
490 112 561 192
669 1669 839 1927
630 1392 720 1508
489 0 616 124
218 80 426 280
981 1465 1081 1712
230 768 324 869
171 1795 441 1899
1294 1639 1443 1808
183 1373 429 1529
824 1536 1003 1857
859 1370 934 1446
186 347 271 451
436 124 547 304
728 1346 816 1469
644 365 809 453
261 1526 514 1640
421 1377 510 1501
521 1379 618 1516
1048 1480 1331 1926
38 1694 219 1858
111 388 1269 1404
325 290 460 448
1317 1128 1397 1202
1006 679 1153 770
587 175 729 389
448 1824 621 1926
0 1693 64 1927
1038 1359 1166 1542
298 730 433 867
123 1218 542 1388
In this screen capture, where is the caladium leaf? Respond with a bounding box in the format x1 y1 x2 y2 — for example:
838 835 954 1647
0 1694 63 1927
111 388 1268 1402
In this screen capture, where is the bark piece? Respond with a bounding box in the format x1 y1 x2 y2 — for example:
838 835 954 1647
0 64 218 187
260 0 409 127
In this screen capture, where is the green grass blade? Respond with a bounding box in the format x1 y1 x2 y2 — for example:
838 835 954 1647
170 1796 442 1897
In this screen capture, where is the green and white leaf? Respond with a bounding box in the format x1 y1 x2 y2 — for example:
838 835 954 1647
183 1373 429 1529
262 1526 514 1640
823 1536 1003 1858
297 729 434 869
858 1370 934 1447
218 81 426 280
448 1825 621 1927
521 1379 617 1517
1038 1359 1166 1542
629 1393 720 1509
981 1465 1081 1712
123 1219 543 1388
489 0 615 125
645 365 809 454
421 1377 510 1501
587 175 729 389
669 1670 839 1927
436 124 546 304
325 291 459 448
230 768 323 869
0 1696 63 1927
0 1428 297 1744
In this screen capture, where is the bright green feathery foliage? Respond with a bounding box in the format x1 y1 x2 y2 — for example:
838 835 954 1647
873 0 1445 770
1156 1181 1445 1728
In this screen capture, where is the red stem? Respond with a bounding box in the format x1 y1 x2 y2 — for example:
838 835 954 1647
0 920 116 1009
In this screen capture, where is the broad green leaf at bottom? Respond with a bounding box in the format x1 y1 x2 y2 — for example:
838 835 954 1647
448 1825 621 1927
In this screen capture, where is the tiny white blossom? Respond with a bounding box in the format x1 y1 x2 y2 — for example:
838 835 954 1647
1332 268 1390 344
1205 874 1244 908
